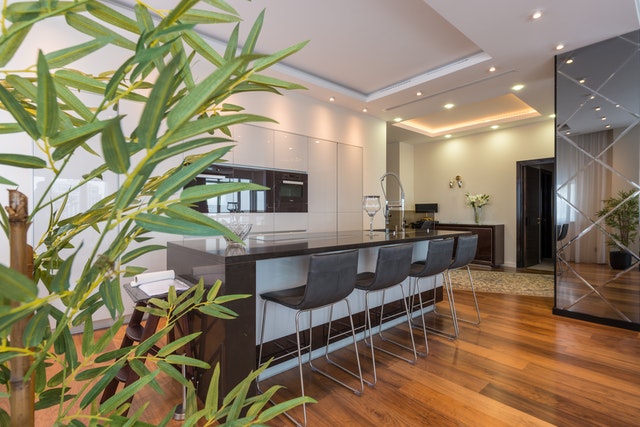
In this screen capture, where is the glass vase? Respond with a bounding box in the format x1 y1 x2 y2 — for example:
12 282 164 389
473 206 481 224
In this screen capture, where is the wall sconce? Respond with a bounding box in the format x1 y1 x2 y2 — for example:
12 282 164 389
449 175 463 188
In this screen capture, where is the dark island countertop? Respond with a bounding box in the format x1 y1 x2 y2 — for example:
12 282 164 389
167 228 470 264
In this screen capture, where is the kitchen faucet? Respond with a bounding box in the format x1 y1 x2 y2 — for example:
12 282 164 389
380 172 405 233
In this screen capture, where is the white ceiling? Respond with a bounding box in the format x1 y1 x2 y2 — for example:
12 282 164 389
115 0 640 143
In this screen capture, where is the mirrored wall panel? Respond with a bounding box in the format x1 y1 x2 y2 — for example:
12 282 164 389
555 30 640 330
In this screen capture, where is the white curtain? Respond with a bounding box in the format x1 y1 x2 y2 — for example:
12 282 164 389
556 130 612 264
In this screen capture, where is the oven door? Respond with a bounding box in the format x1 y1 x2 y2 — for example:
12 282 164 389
270 171 308 212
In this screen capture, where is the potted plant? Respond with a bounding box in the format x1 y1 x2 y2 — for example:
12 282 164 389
0 1 311 425
596 188 640 269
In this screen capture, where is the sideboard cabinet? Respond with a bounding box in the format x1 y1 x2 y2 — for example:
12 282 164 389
437 223 505 267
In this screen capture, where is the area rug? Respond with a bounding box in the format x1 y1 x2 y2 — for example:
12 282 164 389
448 269 554 297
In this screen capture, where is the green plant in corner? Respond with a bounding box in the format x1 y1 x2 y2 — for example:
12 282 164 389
0 1 312 425
596 188 640 269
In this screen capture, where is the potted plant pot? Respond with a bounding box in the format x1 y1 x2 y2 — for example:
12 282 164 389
609 250 633 270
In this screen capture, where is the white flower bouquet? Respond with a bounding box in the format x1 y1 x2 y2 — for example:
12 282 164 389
466 193 490 208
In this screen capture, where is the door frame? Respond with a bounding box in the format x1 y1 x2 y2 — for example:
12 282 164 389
516 157 555 268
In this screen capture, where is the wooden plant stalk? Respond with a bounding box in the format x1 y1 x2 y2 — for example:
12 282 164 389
6 190 34 426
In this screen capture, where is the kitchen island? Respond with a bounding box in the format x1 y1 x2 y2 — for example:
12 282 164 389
167 228 468 400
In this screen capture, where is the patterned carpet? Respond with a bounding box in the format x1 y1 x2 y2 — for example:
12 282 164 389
448 269 554 297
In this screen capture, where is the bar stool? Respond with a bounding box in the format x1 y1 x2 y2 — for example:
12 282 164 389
444 234 481 325
408 238 457 343
257 249 363 426
355 243 415 385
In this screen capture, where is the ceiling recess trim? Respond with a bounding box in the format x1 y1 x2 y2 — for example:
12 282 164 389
366 51 492 102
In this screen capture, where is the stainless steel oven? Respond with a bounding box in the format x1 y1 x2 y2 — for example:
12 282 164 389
268 170 308 212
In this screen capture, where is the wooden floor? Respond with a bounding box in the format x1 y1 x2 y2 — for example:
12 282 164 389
7 290 639 426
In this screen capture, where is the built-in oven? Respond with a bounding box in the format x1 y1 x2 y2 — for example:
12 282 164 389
268 170 308 212
188 165 269 213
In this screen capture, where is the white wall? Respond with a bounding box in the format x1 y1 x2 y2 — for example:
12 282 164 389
409 120 555 267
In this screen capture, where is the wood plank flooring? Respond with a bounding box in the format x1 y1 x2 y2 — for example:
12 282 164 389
4 290 639 426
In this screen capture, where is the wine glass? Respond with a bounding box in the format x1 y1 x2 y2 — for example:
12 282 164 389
363 195 381 235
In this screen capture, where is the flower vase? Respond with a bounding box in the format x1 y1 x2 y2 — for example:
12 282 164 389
473 206 481 224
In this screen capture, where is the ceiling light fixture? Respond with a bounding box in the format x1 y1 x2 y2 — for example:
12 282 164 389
444 103 455 109
416 91 422 96
578 78 586 84
556 43 565 51
601 116 607 121
489 66 496 72
393 117 402 122
329 96 335 102
532 10 543 20
491 125 500 130
511 84 524 91
362 108 368 113
445 134 452 139
565 58 574 64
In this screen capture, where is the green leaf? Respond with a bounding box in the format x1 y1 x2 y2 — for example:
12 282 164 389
53 81 95 122
0 80 40 140
49 248 77 292
45 37 113 68
0 175 17 186
179 181 266 205
99 278 124 320
204 363 221 415
121 245 166 264
166 57 246 131
137 55 182 148
157 360 191 387
54 69 147 103
81 316 94 357
36 51 59 137
35 387 74 410
99 370 159 414
253 41 309 73
0 23 32 67
23 305 51 347
0 264 38 301
198 304 238 320
152 148 236 202
182 29 224 67
156 332 201 357
65 12 136 51
165 113 275 145
0 123 25 134
180 9 239 25
101 117 130 173
80 359 126 409
75 366 107 382
86 1 140 34
0 154 46 169
165 354 210 369
134 213 224 236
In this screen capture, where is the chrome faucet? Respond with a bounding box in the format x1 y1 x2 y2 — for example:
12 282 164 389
380 172 406 233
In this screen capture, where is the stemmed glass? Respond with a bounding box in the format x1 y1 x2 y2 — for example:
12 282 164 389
363 195 381 236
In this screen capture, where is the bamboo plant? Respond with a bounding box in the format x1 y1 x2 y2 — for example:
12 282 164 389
0 0 311 425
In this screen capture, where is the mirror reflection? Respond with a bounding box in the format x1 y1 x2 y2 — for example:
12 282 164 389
555 30 640 329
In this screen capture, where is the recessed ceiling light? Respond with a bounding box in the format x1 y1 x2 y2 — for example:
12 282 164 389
416 91 422 96
605 124 611 128
329 96 335 102
594 106 601 111
445 134 452 139
549 114 556 119
394 117 402 122
532 10 543 20
566 131 571 135
565 58 574 64
601 116 607 121
444 103 455 109
556 43 565 51
578 78 586 84
491 125 500 130
511 84 524 91
489 66 496 72
362 108 367 113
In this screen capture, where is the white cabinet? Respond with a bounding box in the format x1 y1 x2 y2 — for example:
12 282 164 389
337 143 363 214
274 131 308 171
230 124 274 168
308 138 337 214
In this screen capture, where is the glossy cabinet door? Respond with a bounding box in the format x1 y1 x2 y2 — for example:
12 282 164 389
230 124 274 168
308 138 338 232
337 144 363 231
274 131 308 171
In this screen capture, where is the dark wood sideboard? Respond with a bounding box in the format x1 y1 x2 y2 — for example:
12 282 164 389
436 223 505 267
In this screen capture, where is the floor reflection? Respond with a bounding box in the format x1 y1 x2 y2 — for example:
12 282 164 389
556 262 640 324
